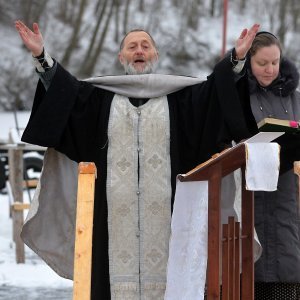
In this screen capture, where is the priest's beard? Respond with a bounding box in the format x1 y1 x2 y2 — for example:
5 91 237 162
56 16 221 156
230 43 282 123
123 59 157 75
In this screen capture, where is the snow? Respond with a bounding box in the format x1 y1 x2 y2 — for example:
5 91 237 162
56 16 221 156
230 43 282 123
0 111 30 143
0 112 72 297
0 190 73 293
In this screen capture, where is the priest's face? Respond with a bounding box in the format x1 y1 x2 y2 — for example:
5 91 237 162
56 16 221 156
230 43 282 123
118 31 159 75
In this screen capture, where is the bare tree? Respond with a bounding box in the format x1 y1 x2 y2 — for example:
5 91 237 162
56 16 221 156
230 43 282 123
172 0 180 7
22 0 34 25
123 0 132 35
1 63 36 111
139 0 145 12
79 0 115 76
277 0 289 44
57 0 78 25
210 0 216 17
21 0 47 25
145 1 162 34
209 0 222 17
187 0 202 30
80 0 109 74
291 0 300 31
114 0 120 43
239 0 247 13
61 0 88 67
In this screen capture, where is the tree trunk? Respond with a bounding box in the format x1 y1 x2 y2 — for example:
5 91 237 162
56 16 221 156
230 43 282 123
291 0 300 31
114 0 120 43
21 0 47 25
61 0 88 67
277 0 288 44
80 0 108 74
31 0 47 24
187 0 201 30
22 0 34 25
139 0 145 12
210 0 215 16
123 0 132 35
239 0 246 12
80 0 115 76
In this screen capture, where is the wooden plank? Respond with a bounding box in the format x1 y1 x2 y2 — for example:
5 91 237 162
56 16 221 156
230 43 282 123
235 222 241 300
222 224 229 300
241 166 254 300
178 144 245 182
228 217 235 300
22 179 38 188
9 148 25 264
73 162 97 300
207 164 222 300
12 202 30 211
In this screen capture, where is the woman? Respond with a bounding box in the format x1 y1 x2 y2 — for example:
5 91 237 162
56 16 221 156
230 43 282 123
247 32 300 299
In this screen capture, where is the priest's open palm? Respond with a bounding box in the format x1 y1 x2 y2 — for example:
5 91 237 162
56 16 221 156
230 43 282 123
15 20 44 57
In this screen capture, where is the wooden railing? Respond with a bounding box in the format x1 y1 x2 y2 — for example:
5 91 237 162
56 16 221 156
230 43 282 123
0 143 45 263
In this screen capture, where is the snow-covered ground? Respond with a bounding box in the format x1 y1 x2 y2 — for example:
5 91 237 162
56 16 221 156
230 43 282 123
0 188 73 299
0 111 31 144
0 111 72 299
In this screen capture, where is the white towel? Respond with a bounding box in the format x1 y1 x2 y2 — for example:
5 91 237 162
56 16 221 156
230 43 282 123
164 180 208 300
245 143 280 191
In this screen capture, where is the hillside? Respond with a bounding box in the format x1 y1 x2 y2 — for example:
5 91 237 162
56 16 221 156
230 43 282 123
0 0 300 111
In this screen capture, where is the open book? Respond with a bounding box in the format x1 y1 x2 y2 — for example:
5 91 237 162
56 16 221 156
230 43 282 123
258 117 300 133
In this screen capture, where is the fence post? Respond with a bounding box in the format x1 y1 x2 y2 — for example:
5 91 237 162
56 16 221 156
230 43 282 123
8 147 25 263
73 162 97 300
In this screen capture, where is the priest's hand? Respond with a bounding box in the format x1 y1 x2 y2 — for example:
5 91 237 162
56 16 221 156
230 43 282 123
234 23 260 60
15 20 44 57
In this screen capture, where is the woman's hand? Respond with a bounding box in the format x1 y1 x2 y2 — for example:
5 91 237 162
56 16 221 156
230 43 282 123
235 23 260 60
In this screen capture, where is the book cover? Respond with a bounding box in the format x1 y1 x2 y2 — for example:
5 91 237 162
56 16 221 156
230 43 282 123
258 117 300 133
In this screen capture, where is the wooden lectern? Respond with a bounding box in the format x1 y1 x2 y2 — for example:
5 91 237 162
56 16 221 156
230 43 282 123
178 143 254 300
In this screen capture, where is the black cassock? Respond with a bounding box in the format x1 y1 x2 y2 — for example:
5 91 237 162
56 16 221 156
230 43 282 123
21 57 257 299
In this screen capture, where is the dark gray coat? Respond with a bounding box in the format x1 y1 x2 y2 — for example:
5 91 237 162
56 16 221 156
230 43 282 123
249 57 300 282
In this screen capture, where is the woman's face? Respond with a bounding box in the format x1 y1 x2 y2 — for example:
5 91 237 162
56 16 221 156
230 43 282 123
250 45 281 87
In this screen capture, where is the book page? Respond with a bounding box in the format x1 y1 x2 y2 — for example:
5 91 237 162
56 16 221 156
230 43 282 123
244 132 284 143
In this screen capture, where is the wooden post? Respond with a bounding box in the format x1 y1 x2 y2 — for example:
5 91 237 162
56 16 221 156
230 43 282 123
241 166 254 300
228 216 235 300
234 222 241 300
73 162 97 300
222 218 241 300
8 147 25 263
207 164 222 299
222 224 229 300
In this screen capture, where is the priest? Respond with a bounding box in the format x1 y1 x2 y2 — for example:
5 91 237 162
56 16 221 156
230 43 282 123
15 20 259 299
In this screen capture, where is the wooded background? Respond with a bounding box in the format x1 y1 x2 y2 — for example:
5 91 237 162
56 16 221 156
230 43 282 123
1 0 300 111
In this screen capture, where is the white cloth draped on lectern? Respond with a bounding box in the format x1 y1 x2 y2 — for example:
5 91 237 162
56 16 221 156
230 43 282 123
245 143 279 191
